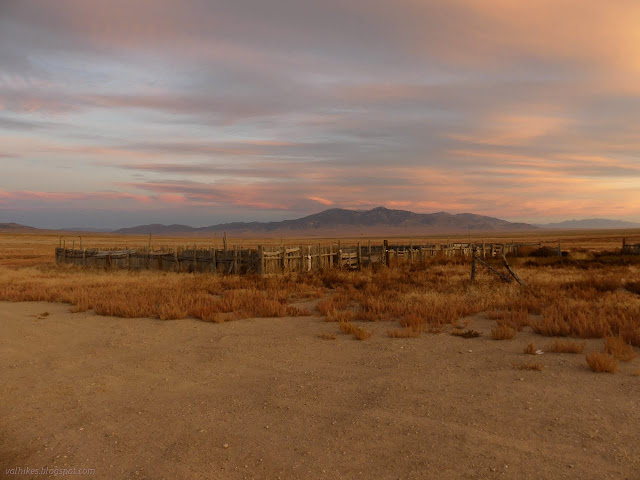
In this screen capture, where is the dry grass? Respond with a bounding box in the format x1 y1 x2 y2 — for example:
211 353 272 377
491 323 517 340
3 232 640 349
603 336 637 362
338 321 372 340
632 369 640 377
513 362 544 371
585 352 618 373
545 338 586 354
523 342 536 355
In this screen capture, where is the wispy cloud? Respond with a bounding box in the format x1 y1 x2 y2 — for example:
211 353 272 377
1 0 639 227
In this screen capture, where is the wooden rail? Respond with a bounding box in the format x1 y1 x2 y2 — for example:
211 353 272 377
54 240 544 274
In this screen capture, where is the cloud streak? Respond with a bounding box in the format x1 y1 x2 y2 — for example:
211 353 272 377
1 0 639 227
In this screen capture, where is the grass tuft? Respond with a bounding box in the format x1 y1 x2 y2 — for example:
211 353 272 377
585 352 618 373
513 362 544 371
491 323 517 340
545 338 586 354
603 336 636 362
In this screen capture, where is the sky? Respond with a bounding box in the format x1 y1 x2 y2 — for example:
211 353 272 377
1 0 640 229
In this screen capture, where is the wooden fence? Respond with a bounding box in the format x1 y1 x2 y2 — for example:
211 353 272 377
622 238 640 255
55 240 543 274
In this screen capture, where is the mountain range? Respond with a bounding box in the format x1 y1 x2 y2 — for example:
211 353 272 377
3 208 640 235
536 218 640 229
113 207 535 236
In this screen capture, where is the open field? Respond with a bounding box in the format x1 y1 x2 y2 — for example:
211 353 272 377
1 231 640 479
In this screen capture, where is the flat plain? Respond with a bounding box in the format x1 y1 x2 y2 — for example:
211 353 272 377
1 230 640 479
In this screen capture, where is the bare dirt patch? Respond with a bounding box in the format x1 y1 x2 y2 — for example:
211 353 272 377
1 302 639 479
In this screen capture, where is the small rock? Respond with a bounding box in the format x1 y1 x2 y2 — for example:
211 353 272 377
223 443 229 449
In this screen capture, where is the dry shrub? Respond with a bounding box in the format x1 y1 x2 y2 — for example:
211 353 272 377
387 327 421 338
604 336 637 362
513 362 544 371
339 321 372 340
632 369 640 377
523 342 536 355
491 323 517 340
546 338 586 354
353 327 373 340
318 333 336 340
326 309 356 323
451 329 481 339
158 302 188 320
585 352 618 373
201 313 223 323
486 310 506 320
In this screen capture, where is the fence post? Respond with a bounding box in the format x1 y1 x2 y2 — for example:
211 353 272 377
233 246 239 274
174 249 179 272
299 244 304 272
383 240 389 266
367 240 371 265
257 245 264 275
281 245 286 272
337 247 343 269
329 245 333 268
82 248 86 267
470 246 477 283
357 242 361 270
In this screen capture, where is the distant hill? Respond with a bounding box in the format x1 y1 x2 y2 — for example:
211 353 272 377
60 227 113 233
0 222 45 233
537 218 640 230
115 207 537 236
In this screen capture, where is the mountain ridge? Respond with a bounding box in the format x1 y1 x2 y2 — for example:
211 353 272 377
113 207 537 236
537 218 640 229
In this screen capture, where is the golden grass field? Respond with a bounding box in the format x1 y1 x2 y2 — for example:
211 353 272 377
1 230 640 479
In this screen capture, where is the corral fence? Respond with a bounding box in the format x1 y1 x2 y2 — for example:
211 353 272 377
622 238 640 255
55 240 544 275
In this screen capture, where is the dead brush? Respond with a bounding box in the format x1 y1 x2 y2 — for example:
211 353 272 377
604 336 637 362
585 351 618 373
451 328 481 339
513 362 544 371
326 309 356 323
339 321 372 340
523 342 537 355
545 338 586 354
491 322 517 340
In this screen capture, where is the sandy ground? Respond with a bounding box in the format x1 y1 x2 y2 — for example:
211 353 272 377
1 301 639 480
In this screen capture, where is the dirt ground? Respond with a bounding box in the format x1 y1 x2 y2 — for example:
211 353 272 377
1 301 639 480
